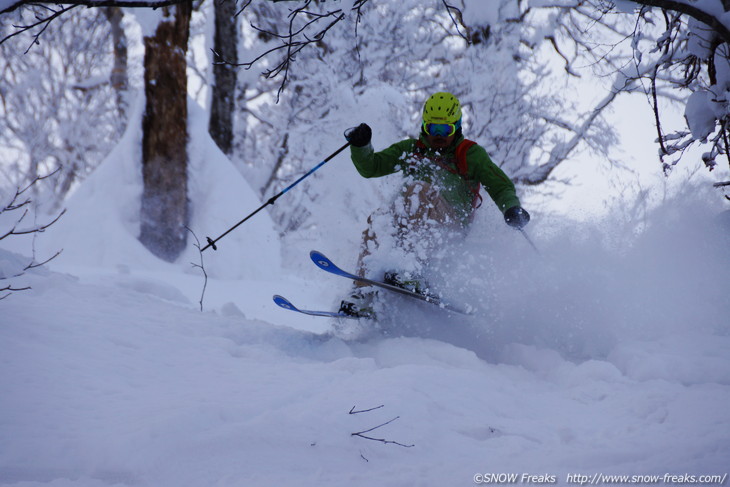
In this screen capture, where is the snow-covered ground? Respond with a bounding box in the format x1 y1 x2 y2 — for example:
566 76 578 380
2 102 730 486
3 212 729 486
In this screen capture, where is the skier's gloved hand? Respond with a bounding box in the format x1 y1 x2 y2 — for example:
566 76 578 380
504 206 530 229
345 123 372 147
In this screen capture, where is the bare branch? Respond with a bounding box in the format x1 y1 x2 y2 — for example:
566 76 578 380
0 169 65 298
223 0 368 101
18 166 62 195
23 249 62 272
441 0 469 43
2 0 191 16
545 35 581 77
351 416 414 448
349 404 384 414
0 208 66 240
651 65 669 160
234 0 252 18
1 0 192 47
0 285 32 299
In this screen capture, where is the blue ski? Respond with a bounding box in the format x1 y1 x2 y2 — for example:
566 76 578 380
309 250 473 315
273 294 361 319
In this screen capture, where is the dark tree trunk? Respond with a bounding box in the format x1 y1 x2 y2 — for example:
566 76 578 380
139 2 192 262
209 0 238 155
104 6 128 118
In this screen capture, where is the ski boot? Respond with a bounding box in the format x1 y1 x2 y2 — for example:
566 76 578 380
339 287 378 319
383 271 438 300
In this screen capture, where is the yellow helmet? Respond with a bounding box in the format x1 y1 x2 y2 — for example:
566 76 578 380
422 92 462 125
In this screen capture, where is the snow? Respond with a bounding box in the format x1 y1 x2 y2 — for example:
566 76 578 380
127 8 165 39
687 17 716 60
3 251 729 485
2 88 730 486
685 91 717 140
462 0 500 26
613 1 638 14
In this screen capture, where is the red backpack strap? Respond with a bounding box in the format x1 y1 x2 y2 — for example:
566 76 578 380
454 139 483 209
454 139 477 177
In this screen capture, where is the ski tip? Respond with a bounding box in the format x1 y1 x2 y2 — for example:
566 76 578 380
273 294 360 319
310 250 334 270
310 250 326 260
273 294 296 311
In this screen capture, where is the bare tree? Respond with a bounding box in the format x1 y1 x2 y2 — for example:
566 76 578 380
233 0 369 100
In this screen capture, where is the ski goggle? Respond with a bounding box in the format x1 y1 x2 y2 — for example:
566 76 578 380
423 121 459 137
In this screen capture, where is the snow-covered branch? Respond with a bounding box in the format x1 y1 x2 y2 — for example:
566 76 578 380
629 0 730 44
617 0 730 181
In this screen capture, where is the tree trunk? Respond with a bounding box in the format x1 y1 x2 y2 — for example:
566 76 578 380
209 0 238 155
104 6 128 118
139 2 192 262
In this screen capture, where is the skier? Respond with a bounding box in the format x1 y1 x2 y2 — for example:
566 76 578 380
340 91 530 317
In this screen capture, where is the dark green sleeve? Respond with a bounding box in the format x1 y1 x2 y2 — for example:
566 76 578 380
350 139 416 178
468 144 521 214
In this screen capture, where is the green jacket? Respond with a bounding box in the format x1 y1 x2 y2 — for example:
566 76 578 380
351 134 520 225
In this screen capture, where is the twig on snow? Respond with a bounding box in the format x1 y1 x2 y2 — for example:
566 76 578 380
185 226 208 311
351 416 414 448
349 404 384 414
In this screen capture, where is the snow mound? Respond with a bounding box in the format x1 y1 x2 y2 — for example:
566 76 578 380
37 94 282 280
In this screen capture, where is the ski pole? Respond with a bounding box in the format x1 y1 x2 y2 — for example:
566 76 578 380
202 141 351 252
518 227 541 256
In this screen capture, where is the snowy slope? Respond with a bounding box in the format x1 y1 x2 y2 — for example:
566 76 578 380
3 195 730 486
2 233 729 486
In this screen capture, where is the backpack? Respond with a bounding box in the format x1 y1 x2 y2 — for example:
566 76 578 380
414 139 483 210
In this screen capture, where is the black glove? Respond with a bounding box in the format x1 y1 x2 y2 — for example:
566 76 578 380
504 206 530 229
345 123 372 147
